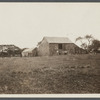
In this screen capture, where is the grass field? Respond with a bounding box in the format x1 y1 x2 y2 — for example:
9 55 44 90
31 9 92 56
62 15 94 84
0 54 100 94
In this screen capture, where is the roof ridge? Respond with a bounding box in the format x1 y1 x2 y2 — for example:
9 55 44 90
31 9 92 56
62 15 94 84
44 36 72 43
44 36 69 38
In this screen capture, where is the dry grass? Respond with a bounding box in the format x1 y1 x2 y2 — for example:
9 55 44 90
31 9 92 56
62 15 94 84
0 54 100 94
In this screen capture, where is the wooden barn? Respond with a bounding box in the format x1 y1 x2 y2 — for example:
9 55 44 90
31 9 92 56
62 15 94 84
37 37 87 56
22 47 38 57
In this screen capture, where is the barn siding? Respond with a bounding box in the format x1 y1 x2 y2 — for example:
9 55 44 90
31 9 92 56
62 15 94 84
65 43 76 54
49 43 58 56
49 43 87 56
37 38 49 56
49 43 78 56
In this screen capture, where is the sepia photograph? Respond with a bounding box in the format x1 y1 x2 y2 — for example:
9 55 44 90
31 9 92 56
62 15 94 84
0 3 100 95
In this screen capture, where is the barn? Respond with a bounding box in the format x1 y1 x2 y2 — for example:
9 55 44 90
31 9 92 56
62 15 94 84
22 47 38 57
37 37 87 56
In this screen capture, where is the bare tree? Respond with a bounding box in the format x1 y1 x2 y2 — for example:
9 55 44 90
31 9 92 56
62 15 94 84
75 37 83 44
84 35 94 46
76 35 94 51
75 36 87 49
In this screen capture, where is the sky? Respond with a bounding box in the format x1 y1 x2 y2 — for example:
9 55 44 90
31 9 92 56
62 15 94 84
0 3 100 48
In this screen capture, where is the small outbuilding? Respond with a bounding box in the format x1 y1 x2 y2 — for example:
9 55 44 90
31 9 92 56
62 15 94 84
22 47 38 57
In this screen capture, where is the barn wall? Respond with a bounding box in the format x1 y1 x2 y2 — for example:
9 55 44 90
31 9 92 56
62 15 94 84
32 48 38 56
37 38 49 56
49 43 86 56
65 43 77 54
49 43 75 56
49 43 59 56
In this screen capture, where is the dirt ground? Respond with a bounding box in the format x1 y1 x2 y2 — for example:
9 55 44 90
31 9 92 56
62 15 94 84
0 54 100 94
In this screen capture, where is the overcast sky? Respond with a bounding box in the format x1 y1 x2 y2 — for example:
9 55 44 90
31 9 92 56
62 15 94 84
0 3 100 48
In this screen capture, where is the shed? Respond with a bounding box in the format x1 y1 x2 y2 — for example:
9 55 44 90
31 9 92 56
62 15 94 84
22 47 37 57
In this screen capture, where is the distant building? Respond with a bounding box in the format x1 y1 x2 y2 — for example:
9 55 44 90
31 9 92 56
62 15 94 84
22 47 38 57
37 37 87 56
0 45 21 57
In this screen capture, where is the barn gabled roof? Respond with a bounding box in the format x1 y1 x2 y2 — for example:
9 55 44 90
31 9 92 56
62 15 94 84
44 37 73 43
